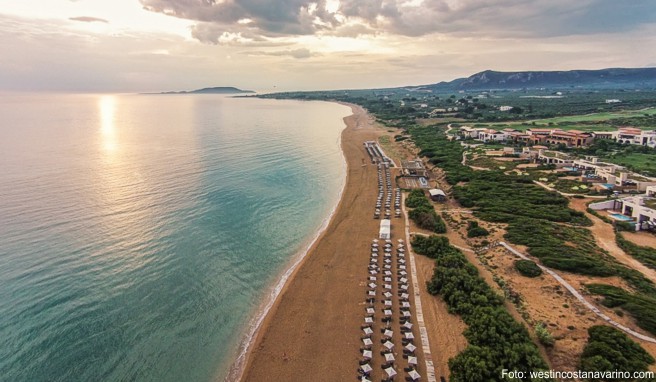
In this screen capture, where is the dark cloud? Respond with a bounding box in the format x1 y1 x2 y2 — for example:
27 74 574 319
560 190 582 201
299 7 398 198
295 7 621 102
69 16 109 23
141 0 656 43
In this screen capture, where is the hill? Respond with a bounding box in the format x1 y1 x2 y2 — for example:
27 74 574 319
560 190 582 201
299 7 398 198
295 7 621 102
160 87 255 94
416 68 656 91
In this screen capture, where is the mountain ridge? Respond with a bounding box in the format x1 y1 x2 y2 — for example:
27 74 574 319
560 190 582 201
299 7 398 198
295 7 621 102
414 67 656 91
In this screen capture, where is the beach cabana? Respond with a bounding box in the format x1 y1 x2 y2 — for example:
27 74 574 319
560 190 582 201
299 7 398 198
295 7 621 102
379 219 391 239
408 369 421 381
384 367 397 379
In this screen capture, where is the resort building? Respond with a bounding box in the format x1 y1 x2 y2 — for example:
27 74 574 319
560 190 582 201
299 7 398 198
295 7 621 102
543 130 594 147
616 127 656 147
478 129 507 142
537 150 574 166
571 156 656 192
590 195 656 231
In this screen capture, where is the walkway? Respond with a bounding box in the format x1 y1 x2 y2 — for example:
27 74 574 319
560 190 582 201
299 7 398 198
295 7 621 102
498 241 656 344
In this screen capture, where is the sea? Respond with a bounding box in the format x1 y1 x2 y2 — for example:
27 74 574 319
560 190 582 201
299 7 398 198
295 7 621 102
0 93 350 382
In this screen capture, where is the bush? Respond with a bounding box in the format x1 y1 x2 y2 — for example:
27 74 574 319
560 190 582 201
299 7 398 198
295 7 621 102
515 260 543 278
466 220 489 238
406 190 447 233
616 233 656 269
586 284 656 336
580 325 654 380
535 322 555 347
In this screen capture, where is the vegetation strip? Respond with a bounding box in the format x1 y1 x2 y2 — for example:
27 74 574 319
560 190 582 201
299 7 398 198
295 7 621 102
413 235 552 381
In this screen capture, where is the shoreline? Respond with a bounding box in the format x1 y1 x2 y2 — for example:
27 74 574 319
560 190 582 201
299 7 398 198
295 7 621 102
223 102 351 382
238 103 384 381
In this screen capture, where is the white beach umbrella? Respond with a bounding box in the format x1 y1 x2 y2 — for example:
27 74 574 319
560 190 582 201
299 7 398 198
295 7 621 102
365 317 374 324
384 367 397 378
408 356 418 365
363 327 373 335
384 259 391 264
401 293 409 299
400 284 409 290
362 350 373 359
362 338 373 346
403 311 411 317
385 239 392 244
385 271 392 276
405 343 416 352
369 276 376 281
368 291 376 296
366 308 375 314
383 329 394 338
399 259 406 264
384 309 393 316
400 277 408 283
408 370 421 380
384 284 392 290
372 239 378 243
399 271 407 276
403 322 413 330
384 352 395 362
361 363 373 373
369 270 377 275
402 302 411 308
384 265 391 270
384 300 392 306
384 277 392 282
399 265 406 270
398 239 404 242
368 283 376 288
383 341 395 350
398 248 405 252
384 292 392 298
372 243 379 247
405 332 415 340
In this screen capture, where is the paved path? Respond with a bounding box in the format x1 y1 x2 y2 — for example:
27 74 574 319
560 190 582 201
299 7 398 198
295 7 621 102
498 241 656 344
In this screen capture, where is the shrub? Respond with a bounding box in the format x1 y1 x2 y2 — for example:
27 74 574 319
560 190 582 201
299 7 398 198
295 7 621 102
466 220 489 238
535 322 555 347
580 325 654 379
515 260 543 278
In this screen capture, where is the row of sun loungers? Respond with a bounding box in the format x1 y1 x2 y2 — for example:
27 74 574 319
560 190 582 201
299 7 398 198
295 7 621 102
358 238 423 382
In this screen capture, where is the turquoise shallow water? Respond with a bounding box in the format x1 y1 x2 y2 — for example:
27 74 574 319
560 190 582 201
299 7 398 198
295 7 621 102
0 94 349 382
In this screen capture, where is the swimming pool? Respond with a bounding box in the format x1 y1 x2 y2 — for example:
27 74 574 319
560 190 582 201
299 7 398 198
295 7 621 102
563 167 578 171
610 213 633 221
601 183 615 189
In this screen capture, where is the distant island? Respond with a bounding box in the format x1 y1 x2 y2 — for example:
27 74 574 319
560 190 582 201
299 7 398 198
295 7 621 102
157 87 255 94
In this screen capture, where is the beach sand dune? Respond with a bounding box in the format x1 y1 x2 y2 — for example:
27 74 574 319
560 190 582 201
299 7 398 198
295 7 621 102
240 104 386 382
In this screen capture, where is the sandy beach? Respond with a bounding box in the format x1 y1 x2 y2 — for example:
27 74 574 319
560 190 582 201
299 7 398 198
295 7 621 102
239 104 420 382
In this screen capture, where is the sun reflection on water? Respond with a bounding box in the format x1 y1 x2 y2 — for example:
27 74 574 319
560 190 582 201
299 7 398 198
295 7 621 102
100 95 117 153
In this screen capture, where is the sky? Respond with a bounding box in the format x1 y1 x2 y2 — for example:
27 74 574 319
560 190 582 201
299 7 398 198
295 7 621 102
1 0 655 92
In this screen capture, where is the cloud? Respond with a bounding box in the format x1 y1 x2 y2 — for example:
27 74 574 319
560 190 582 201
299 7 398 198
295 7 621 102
140 0 656 43
248 48 315 59
69 16 109 23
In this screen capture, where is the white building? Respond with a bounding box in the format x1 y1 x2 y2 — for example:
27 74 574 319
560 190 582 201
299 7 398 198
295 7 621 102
499 106 514 112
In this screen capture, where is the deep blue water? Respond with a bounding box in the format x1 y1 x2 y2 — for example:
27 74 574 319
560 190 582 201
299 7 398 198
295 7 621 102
0 94 349 381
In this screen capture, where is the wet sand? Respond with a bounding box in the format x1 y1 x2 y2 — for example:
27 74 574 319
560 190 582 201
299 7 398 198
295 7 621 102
239 104 387 382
